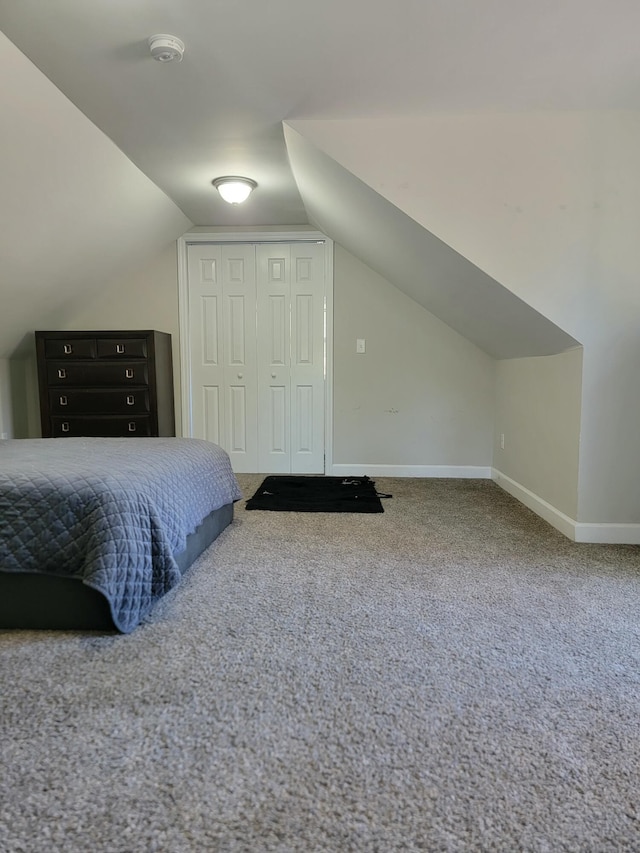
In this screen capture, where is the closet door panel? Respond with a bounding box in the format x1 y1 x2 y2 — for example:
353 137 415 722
290 243 325 473
202 385 221 445
188 246 225 446
256 245 291 473
221 245 258 471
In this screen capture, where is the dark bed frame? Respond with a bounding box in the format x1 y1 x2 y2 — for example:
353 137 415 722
0 503 234 631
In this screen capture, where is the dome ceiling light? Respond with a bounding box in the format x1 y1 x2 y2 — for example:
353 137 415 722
212 176 258 204
148 34 185 63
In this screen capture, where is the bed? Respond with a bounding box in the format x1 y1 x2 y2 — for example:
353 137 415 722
0 437 241 633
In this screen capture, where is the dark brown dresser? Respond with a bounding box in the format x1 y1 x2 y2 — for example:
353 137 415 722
35 330 175 438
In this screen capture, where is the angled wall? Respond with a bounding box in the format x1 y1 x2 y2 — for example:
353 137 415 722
286 116 640 537
494 350 583 521
283 124 578 360
0 32 191 357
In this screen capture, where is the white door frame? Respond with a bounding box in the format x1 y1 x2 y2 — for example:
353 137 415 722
177 230 334 472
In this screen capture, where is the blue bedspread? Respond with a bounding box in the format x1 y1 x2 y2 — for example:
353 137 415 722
0 438 241 632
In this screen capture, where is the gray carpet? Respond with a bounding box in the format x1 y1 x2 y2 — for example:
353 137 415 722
1 476 639 852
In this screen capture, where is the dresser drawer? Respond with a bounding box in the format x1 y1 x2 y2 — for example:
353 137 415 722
49 389 151 415
44 338 96 359
51 416 153 437
46 361 149 387
97 338 147 359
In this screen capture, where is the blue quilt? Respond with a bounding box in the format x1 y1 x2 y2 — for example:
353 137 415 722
0 438 241 632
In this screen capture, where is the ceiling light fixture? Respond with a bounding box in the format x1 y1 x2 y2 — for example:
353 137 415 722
212 176 257 204
148 34 185 63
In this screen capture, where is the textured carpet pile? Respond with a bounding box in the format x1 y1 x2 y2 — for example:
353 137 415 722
1 476 639 852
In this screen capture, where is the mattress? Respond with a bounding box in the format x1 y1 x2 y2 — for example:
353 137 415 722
0 437 241 632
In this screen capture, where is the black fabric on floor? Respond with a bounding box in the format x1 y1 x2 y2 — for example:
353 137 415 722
245 475 385 513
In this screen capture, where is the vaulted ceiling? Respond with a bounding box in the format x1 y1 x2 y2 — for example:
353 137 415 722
2 0 637 226
1 0 635 358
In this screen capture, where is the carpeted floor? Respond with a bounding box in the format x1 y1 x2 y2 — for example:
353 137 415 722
1 476 639 852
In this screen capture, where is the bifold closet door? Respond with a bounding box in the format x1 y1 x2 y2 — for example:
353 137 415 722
188 241 325 474
256 243 325 474
187 244 258 471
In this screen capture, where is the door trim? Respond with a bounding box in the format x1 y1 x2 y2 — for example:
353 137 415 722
177 231 334 472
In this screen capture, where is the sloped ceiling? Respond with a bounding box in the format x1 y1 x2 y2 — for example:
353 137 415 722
284 124 579 360
1 1 634 360
2 2 638 225
0 32 191 359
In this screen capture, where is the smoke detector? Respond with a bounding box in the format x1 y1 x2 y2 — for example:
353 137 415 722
148 34 185 63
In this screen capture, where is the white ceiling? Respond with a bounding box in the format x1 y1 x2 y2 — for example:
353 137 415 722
1 0 638 226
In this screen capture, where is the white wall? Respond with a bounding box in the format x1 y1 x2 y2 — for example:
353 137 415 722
494 349 583 519
333 246 494 471
575 116 640 524
10 244 183 438
54 243 184 436
289 115 640 527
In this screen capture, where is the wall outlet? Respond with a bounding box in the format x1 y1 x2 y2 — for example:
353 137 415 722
500 433 505 450
356 338 366 353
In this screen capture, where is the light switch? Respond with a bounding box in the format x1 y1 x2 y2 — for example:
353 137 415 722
356 338 366 353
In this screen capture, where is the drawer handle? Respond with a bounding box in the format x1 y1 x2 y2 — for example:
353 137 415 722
63 344 73 355
126 395 135 406
128 422 137 433
125 368 134 379
57 368 67 379
61 422 70 433
116 344 125 354
59 395 68 406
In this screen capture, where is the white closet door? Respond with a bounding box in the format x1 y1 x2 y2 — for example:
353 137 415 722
187 243 258 472
290 242 325 473
187 244 224 445
187 240 325 474
257 245 291 473
220 245 258 472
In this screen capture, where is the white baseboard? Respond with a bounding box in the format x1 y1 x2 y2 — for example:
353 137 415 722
328 464 640 544
329 464 492 479
492 468 640 544
572 523 640 545
491 469 576 540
